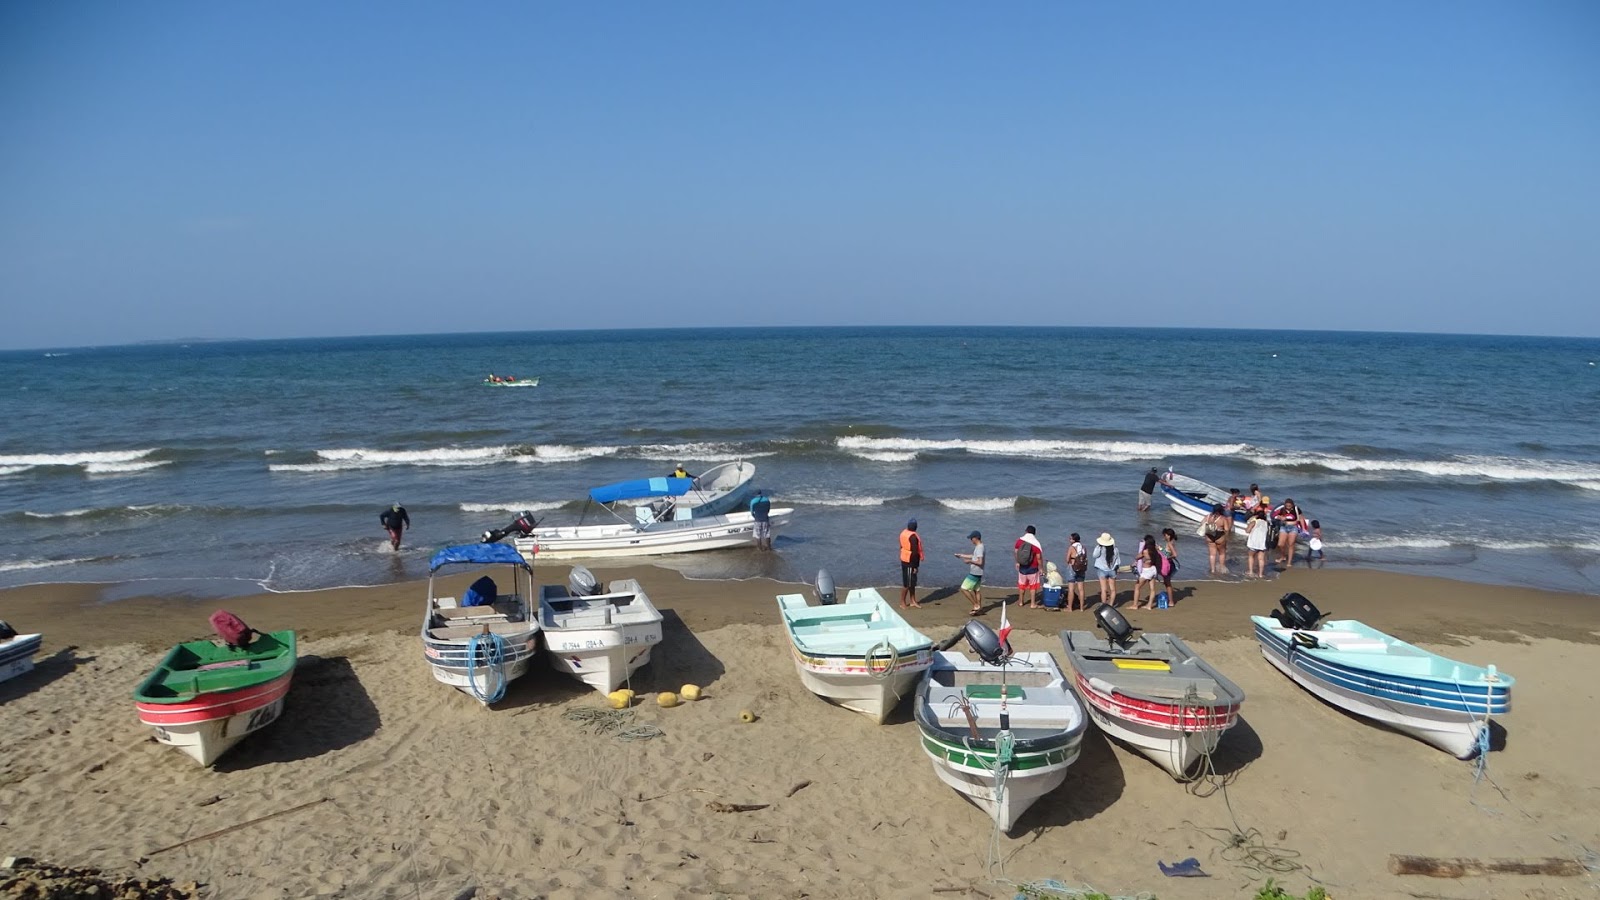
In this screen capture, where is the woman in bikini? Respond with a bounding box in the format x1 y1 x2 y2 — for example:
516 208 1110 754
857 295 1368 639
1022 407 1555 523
1203 503 1230 575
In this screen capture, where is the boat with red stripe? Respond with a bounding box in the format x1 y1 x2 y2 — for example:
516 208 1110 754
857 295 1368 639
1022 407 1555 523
133 627 297 766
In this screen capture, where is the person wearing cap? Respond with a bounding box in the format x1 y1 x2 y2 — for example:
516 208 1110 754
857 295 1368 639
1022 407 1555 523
954 530 985 615
748 490 773 551
379 502 411 551
898 519 925 609
1014 525 1044 609
1092 532 1121 607
1138 467 1161 511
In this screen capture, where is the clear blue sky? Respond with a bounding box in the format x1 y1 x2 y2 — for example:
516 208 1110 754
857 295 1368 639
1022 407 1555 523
2 2 1597 349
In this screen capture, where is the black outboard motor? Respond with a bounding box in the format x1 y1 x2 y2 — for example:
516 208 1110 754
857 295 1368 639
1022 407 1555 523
1093 603 1136 648
482 510 538 544
814 569 837 606
1269 592 1326 630
568 565 601 597
0 620 16 641
963 620 1012 665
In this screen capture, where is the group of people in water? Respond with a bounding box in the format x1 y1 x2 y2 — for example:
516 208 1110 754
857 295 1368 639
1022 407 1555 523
483 373 525 383
1197 482 1324 577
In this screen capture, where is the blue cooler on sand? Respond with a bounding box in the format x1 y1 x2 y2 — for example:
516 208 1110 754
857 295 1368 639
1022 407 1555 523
1156 590 1169 609
1042 586 1063 609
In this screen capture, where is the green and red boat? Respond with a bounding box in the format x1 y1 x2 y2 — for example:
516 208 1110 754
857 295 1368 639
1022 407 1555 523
133 630 297 766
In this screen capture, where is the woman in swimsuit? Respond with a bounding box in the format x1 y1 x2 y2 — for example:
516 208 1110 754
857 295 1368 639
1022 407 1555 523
1203 503 1230 575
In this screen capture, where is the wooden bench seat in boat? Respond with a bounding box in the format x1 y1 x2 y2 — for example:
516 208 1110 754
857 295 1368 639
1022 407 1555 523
428 622 533 640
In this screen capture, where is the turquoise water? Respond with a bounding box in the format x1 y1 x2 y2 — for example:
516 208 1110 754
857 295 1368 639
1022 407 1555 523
2 327 1598 598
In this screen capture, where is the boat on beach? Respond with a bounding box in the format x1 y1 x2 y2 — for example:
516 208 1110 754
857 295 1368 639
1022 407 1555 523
1060 606 1245 779
1252 592 1512 758
538 566 663 694
777 577 933 723
133 629 297 766
421 544 541 705
915 621 1086 831
0 622 43 685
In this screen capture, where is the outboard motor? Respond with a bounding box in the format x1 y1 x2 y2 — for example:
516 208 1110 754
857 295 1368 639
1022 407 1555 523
814 569 837 606
962 620 1012 665
1270 592 1325 630
0 620 16 641
1093 603 1136 648
482 510 538 544
568 565 601 597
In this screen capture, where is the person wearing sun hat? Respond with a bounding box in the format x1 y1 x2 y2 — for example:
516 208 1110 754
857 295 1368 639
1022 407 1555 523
1092 532 1121 607
954 530 985 616
898 519 925 609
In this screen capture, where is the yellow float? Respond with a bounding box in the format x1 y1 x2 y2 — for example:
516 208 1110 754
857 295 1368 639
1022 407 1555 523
739 709 757 723
680 684 703 701
657 691 681 708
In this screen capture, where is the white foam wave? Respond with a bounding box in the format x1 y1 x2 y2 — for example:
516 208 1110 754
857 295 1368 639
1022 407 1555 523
853 451 918 463
0 557 94 573
0 449 159 471
1334 536 1600 554
273 445 518 473
523 444 622 463
836 436 1248 463
1334 537 1455 551
459 501 569 514
624 442 775 462
1248 451 1600 486
783 491 903 507
936 497 1018 511
24 509 94 519
85 460 170 474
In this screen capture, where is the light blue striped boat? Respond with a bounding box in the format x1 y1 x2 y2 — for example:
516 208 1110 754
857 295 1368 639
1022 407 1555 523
1252 599 1512 758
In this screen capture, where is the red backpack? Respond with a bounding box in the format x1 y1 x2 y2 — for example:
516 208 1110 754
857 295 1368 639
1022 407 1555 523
209 610 258 650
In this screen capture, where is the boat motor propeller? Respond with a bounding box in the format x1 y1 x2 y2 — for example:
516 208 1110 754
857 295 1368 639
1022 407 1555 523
814 569 837 606
1093 603 1137 649
1269 592 1327 631
568 565 601 597
481 511 538 544
963 620 1012 666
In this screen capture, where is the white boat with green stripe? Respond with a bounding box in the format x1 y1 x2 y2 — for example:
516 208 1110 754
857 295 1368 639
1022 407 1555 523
916 648 1087 832
777 586 934 723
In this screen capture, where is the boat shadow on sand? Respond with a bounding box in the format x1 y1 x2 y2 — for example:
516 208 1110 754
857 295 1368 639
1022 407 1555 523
0 646 92 703
494 608 727 712
1015 728 1127 835
216 655 379 771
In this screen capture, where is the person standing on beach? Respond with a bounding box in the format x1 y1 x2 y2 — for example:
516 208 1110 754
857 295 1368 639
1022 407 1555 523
898 519 924 609
1015 525 1043 609
1202 504 1230 575
749 490 772 551
379 502 410 551
1065 532 1089 611
1138 467 1161 511
1092 532 1120 607
954 530 985 615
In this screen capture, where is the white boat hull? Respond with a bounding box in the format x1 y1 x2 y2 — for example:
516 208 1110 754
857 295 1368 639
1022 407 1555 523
143 695 289 767
515 510 792 559
920 740 1078 832
1074 678 1226 780
792 661 926 724
545 624 662 694
0 633 43 685
1257 643 1484 757
429 655 536 700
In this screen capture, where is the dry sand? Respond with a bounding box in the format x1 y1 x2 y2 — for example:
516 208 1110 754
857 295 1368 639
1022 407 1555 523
2 566 1598 899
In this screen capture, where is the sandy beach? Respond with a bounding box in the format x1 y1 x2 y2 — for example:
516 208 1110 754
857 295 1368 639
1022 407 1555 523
3 566 1598 900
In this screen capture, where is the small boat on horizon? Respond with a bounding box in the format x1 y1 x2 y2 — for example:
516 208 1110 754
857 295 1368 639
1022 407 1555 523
1060 606 1245 780
133 624 297 766
421 544 541 705
777 574 933 723
538 566 663 695
1252 592 1511 758
481 375 538 387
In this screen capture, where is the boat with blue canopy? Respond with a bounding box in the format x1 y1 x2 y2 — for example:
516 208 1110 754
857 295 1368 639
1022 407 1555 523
421 543 540 705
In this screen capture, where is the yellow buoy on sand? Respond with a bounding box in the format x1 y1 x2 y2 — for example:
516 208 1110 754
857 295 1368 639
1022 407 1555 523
739 709 757 723
607 690 631 709
681 684 702 701
657 691 681 708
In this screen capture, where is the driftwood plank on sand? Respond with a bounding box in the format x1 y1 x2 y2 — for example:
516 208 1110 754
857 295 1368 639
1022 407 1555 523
1387 855 1585 877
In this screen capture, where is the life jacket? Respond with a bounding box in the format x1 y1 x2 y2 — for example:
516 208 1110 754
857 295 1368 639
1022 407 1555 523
899 529 921 563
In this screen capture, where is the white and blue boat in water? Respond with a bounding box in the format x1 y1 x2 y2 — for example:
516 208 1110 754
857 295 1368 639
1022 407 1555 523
421 544 541 705
1252 593 1512 759
1160 470 1253 536
598 461 758 520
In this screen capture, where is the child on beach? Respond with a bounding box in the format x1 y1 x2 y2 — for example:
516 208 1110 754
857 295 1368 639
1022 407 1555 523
1308 520 1325 562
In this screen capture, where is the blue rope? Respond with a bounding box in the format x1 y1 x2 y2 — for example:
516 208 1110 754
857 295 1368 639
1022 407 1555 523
467 632 510 704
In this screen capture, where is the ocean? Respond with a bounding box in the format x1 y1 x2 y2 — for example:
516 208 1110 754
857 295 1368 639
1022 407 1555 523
3 327 1599 601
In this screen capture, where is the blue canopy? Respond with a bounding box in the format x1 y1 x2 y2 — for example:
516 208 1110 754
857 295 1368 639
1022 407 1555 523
589 476 694 504
429 543 528 573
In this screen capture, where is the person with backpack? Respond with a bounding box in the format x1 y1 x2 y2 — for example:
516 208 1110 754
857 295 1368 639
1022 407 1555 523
379 502 410 551
1014 525 1043 609
1159 527 1180 603
1133 533 1163 609
1245 509 1270 577
1065 532 1089 611
1092 532 1121 607
898 519 924 609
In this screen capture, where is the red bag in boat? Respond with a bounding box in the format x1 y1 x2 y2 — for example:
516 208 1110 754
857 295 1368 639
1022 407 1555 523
209 610 256 649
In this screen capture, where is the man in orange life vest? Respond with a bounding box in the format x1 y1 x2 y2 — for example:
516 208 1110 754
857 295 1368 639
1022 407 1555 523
898 519 925 609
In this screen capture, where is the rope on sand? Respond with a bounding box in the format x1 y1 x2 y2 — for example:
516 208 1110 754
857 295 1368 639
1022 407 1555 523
561 707 664 742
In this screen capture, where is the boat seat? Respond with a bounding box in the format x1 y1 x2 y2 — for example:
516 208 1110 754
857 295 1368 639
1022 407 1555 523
1316 638 1388 652
429 623 533 640
436 603 516 622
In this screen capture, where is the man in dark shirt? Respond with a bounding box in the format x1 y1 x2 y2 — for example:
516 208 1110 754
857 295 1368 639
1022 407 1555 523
380 502 411 551
1139 467 1161 511
749 490 773 550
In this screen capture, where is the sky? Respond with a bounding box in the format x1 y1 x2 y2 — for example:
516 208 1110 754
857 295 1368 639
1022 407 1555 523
2 2 1598 349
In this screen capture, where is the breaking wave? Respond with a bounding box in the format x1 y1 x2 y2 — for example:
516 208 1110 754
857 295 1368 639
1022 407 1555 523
836 437 1249 463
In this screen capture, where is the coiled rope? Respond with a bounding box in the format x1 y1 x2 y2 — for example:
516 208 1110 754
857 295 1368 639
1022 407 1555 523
466 631 509 704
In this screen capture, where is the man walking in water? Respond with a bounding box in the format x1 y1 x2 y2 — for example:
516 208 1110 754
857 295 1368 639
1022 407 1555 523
749 489 773 551
1138 467 1161 511
898 519 924 609
380 502 410 551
